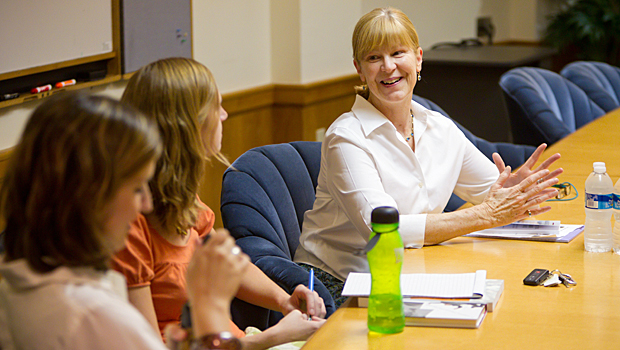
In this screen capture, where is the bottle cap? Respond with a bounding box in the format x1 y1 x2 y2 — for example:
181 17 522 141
593 162 606 173
371 206 399 224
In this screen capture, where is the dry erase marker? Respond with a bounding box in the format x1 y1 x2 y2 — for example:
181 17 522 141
55 79 76 88
31 84 52 94
0 93 19 101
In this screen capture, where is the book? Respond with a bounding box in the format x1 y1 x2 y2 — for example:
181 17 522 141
403 301 487 328
405 279 503 312
465 220 584 243
357 279 504 312
342 270 487 300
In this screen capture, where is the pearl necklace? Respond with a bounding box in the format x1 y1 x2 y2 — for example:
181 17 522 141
405 109 414 142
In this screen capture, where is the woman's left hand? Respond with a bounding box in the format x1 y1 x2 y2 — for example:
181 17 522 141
280 284 327 319
492 143 563 189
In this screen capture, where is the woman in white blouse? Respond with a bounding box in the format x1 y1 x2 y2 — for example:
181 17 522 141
294 7 562 306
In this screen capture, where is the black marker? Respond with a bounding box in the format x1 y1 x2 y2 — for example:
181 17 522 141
0 93 19 102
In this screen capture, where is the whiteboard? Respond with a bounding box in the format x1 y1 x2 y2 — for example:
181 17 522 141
0 0 113 75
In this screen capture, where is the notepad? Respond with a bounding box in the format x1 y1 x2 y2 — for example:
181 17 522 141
342 270 487 299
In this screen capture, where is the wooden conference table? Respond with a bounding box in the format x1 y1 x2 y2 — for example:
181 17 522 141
302 108 620 349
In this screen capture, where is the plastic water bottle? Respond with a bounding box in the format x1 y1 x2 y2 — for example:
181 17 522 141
367 206 404 334
584 162 613 252
613 178 620 254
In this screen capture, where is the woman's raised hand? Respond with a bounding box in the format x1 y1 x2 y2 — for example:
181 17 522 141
492 143 563 189
479 165 560 228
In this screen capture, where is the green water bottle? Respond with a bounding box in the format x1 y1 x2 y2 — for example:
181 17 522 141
367 206 405 334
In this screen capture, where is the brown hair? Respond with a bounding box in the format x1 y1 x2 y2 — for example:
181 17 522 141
122 57 226 236
0 93 161 272
352 7 421 98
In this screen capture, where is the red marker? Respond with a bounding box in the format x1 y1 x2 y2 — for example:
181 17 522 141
31 84 52 94
55 79 76 88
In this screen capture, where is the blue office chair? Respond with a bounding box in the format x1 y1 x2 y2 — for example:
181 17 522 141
220 141 336 331
412 94 537 211
560 61 620 113
499 67 605 146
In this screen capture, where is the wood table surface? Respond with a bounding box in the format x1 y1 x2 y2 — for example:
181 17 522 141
301 108 620 350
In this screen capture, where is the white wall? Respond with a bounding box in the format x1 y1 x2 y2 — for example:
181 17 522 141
299 0 361 83
1 0 553 150
192 0 272 93
361 0 481 50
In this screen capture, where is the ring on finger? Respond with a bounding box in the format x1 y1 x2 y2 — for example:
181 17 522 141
527 210 532 217
537 179 542 184
231 246 241 256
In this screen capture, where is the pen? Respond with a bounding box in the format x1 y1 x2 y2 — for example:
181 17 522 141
308 269 314 320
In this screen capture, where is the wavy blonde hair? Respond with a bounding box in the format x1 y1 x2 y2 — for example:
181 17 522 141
122 57 226 236
0 93 161 272
352 7 421 99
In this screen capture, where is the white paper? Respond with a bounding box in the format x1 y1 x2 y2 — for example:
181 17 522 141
342 270 486 299
467 224 582 239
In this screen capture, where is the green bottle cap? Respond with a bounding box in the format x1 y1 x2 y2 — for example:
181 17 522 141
371 206 399 224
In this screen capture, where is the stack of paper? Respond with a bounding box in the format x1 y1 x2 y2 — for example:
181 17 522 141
343 270 500 328
404 279 504 312
465 220 584 243
403 301 487 328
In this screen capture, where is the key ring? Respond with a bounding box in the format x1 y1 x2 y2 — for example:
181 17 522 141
550 269 577 287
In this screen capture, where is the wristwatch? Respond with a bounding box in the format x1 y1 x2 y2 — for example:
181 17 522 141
190 331 242 350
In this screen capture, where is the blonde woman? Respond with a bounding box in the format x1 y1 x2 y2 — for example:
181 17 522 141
295 7 563 304
0 92 249 349
112 57 325 350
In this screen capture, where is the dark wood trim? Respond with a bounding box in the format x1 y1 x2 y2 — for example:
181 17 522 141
0 52 117 82
273 74 361 105
222 84 275 115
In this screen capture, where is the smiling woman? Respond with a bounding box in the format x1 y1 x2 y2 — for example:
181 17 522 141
294 7 563 307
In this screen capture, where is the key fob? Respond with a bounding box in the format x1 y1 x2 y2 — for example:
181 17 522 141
523 268 550 285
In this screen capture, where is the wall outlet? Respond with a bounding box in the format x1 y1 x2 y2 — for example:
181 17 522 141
315 127 326 142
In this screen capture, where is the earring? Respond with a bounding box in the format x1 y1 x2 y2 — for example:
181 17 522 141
417 72 422 81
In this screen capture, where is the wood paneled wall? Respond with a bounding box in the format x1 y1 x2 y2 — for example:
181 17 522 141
0 74 361 230
201 74 361 228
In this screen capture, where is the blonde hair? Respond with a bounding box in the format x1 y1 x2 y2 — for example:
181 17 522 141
122 57 226 236
352 7 421 98
0 93 161 272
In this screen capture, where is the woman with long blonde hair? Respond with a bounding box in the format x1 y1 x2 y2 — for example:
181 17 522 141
113 57 325 350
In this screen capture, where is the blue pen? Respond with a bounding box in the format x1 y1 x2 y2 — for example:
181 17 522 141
308 269 314 320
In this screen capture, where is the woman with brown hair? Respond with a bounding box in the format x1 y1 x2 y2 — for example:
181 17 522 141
113 57 325 350
0 92 249 349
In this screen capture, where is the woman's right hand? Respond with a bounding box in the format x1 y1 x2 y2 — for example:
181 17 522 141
478 165 559 227
271 310 326 343
186 228 250 336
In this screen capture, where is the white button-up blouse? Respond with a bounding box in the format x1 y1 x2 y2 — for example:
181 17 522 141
294 95 499 280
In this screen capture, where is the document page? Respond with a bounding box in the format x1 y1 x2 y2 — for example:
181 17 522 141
342 270 486 299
